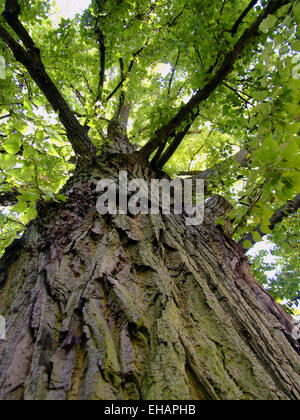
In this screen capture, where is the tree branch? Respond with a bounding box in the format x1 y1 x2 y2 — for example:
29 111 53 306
140 0 289 161
186 130 204 136
94 0 107 103
231 0 259 36
154 108 200 169
178 149 249 194
0 1 96 157
105 78 125 104
239 194 300 253
106 59 134 153
222 81 253 106
95 27 106 102
187 130 213 170
105 39 149 103
0 113 11 120
151 137 170 168
2 216 25 227
168 51 181 95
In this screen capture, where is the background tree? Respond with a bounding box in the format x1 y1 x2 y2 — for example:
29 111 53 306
0 0 299 400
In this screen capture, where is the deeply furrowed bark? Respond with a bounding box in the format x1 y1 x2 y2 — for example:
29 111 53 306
0 154 299 401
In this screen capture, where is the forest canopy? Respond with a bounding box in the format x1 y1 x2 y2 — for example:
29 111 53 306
0 0 299 312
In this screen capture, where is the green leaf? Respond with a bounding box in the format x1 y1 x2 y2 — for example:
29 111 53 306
47 145 60 157
281 140 298 160
253 231 262 243
24 99 36 118
24 207 38 224
293 2 300 21
14 119 28 134
243 240 253 250
278 4 291 18
12 199 28 214
259 15 277 33
21 191 40 202
1 154 18 169
3 133 22 154
260 222 272 235
292 40 300 52
56 194 69 202
36 131 45 142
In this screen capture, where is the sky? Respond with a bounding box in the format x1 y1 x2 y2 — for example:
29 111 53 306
51 0 91 22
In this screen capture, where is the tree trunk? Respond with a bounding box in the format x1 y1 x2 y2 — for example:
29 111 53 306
0 153 299 401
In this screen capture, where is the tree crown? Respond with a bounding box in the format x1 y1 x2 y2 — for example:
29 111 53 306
0 0 299 308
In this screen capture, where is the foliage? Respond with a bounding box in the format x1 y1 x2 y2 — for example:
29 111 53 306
0 0 299 306
250 213 300 312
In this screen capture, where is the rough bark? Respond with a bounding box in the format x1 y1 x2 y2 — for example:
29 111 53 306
239 194 300 253
0 155 299 401
107 102 134 154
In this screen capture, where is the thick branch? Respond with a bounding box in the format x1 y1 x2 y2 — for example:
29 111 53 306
178 149 249 195
154 128 189 169
239 194 300 253
107 60 133 153
186 130 203 136
94 0 107 103
140 0 289 160
0 1 96 157
154 108 200 169
151 139 169 167
107 99 133 153
269 195 300 228
95 27 106 102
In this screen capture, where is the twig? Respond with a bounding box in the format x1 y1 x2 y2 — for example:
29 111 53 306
168 51 181 95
